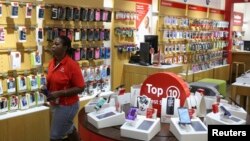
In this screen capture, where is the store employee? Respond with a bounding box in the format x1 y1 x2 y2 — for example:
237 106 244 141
46 35 84 141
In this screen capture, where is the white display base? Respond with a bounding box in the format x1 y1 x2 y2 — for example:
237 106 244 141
161 98 180 123
120 115 160 141
204 96 228 110
220 103 247 120
205 112 246 125
170 118 208 141
87 107 125 129
85 98 110 113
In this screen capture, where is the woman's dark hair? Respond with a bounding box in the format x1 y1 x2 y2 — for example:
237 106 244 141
57 35 75 57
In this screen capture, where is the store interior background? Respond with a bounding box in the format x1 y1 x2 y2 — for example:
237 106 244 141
1 0 250 141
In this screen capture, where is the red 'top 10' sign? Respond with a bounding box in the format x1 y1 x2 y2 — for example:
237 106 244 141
140 72 190 116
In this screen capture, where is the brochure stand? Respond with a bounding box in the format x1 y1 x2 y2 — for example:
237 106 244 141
120 115 160 141
170 118 208 141
161 97 180 123
205 112 246 125
87 107 125 129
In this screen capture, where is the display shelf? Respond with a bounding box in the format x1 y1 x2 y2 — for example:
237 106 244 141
0 106 49 120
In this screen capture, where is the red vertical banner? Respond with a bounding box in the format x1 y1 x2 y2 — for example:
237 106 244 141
233 12 244 26
136 3 150 29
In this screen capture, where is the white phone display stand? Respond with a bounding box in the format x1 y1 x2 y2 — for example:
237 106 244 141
120 115 160 141
205 112 246 125
170 118 208 141
161 97 180 123
87 107 125 129
220 103 247 120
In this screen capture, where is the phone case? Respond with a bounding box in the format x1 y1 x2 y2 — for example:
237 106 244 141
9 95 18 111
80 8 88 21
95 48 100 59
87 48 94 60
67 29 74 41
38 6 44 19
94 28 100 41
87 29 94 41
95 9 100 21
51 6 58 19
104 29 110 40
65 7 73 21
59 28 67 36
74 49 81 61
81 28 87 41
58 7 65 20
81 48 87 59
88 9 95 21
99 29 105 41
73 8 80 21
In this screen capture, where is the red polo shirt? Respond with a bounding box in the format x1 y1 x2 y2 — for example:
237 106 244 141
47 55 84 106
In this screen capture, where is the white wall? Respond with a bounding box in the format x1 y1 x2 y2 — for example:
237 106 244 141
234 3 250 40
164 0 225 9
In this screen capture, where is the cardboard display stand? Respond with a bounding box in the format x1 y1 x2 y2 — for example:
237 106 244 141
170 118 208 141
87 107 125 129
121 115 161 141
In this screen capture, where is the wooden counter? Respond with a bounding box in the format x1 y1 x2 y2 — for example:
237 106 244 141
123 63 183 91
0 106 50 141
232 51 250 81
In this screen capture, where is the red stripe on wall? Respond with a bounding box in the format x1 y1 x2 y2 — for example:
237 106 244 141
161 0 186 9
188 4 207 12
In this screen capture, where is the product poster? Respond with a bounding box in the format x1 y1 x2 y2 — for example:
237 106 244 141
10 51 21 69
26 3 33 18
18 26 27 42
0 27 5 43
36 28 44 42
0 3 2 17
136 2 152 43
37 5 45 20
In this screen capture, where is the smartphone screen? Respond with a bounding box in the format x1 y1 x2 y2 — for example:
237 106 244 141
137 120 154 131
96 112 115 119
166 97 175 115
178 107 191 124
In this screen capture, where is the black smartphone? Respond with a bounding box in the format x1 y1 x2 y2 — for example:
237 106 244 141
166 97 175 115
178 107 191 124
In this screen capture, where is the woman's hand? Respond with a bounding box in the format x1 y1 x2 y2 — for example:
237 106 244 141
47 91 61 101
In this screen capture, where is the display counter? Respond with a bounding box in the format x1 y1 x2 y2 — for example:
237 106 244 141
123 63 183 91
78 108 178 141
78 108 250 141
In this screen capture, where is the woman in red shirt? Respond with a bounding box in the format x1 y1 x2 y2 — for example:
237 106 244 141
46 36 84 141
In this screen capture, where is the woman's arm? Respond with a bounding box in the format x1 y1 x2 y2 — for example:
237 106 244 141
47 86 84 101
